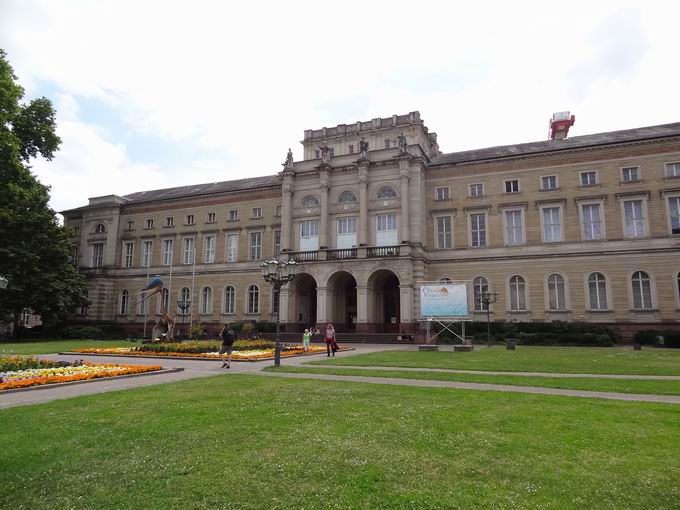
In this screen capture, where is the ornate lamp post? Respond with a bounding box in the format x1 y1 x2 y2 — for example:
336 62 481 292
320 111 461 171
480 290 498 346
177 298 191 338
260 258 298 367
0 276 7 289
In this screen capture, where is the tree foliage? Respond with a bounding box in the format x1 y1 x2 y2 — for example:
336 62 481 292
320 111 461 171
0 49 86 329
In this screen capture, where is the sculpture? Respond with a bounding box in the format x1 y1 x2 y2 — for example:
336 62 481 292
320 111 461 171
136 277 164 307
152 312 175 342
319 142 331 164
359 137 369 159
397 131 409 155
283 148 294 169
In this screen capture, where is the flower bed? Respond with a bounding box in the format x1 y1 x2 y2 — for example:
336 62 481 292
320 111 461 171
0 357 162 390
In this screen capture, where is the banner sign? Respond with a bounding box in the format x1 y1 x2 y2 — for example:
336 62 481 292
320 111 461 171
420 283 469 318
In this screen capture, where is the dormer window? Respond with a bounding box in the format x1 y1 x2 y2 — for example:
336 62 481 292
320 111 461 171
376 187 397 199
338 191 358 203
301 195 320 208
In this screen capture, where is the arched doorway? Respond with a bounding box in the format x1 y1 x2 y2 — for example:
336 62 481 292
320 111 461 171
293 273 317 330
368 269 400 333
327 271 357 332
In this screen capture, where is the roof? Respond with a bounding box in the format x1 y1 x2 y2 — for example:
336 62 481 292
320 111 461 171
430 122 680 166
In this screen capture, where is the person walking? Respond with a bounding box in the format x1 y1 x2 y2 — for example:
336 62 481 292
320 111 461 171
219 322 236 369
302 328 311 354
324 323 337 357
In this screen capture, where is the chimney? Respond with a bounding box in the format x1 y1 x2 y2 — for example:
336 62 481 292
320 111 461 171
549 111 575 140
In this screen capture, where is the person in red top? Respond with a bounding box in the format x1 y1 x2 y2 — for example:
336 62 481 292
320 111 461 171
324 323 338 357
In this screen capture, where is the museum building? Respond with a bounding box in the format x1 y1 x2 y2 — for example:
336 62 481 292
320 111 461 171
62 112 680 339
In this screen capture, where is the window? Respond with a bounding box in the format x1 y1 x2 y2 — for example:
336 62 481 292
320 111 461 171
348 144 354 154
226 233 238 262
204 235 216 263
275 205 282 217
470 213 486 248
80 290 89 316
159 288 169 313
337 217 357 249
435 187 450 201
509 275 527 311
273 230 281 257
71 246 79 267
504 179 519 193
272 288 280 315
247 285 260 314
542 207 562 242
182 238 194 264
541 176 558 190
224 286 235 314
123 242 134 268
162 239 173 266
622 166 640 182
504 210 524 245
200 287 212 315
329 148 335 157
228 209 239 221
300 220 319 251
164 216 174 227
581 203 603 240
119 289 129 315
177 287 190 315
376 213 398 246
314 149 320 159
668 196 680 234
469 183 484 197
384 139 391 149
588 273 608 310
250 231 262 260
580 171 598 186
185 214 195 225
301 195 320 208
338 191 358 203
207 212 216 223
436 216 452 249
142 240 153 267
666 162 680 178
632 271 653 310
94 223 106 234
137 289 149 315
145 218 154 229
547 274 566 310
73 226 80 236
126 220 134 231
376 187 398 200
624 200 646 238
473 276 489 311
251 207 262 219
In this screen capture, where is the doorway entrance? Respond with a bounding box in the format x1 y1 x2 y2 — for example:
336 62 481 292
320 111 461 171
327 271 357 332
369 269 401 333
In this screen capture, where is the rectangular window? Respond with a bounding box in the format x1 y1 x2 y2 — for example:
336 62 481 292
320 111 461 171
581 204 603 240
505 210 524 245
376 213 398 246
436 216 452 249
542 207 562 242
183 238 194 264
142 240 153 267
126 221 134 231
384 139 391 149
505 179 519 193
251 207 262 219
469 183 484 197
71 246 79 267
435 187 450 201
185 214 195 225
275 205 282 217
300 220 320 251
204 235 216 263
337 217 357 249
348 144 354 154
580 171 598 186
666 162 680 178
250 231 262 260
541 176 558 190
164 216 174 227
622 166 640 182
123 242 134 268
145 218 154 229
228 209 239 221
206 212 216 223
470 213 486 247
226 233 238 262
91 243 104 268
162 239 173 266
329 148 335 156
273 230 282 257
315 149 320 159
624 200 646 238
669 197 680 234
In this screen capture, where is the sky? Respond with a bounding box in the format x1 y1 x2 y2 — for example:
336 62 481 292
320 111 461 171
1 0 679 214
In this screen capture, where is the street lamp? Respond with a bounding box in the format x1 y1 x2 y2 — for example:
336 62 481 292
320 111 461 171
0 276 7 289
480 290 498 346
260 258 299 367
177 298 191 338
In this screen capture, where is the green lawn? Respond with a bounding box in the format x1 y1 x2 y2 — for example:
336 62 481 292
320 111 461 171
316 346 680 375
2 374 680 509
267 366 680 395
0 339 132 355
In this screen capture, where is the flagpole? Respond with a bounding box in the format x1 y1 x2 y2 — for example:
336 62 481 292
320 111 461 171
189 246 196 335
143 262 150 339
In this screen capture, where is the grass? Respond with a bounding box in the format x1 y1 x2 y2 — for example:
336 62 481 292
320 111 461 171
2 374 680 509
315 346 680 375
266 366 680 395
0 339 133 355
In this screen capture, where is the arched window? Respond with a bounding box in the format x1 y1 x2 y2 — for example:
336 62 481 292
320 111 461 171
547 274 566 311
509 275 527 311
119 289 129 315
200 287 212 314
80 290 89 316
338 191 357 203
248 285 260 314
94 223 106 234
632 271 653 310
159 288 169 313
588 273 608 310
177 287 191 315
224 286 235 314
301 195 320 208
473 276 489 311
376 187 397 199
137 288 149 315
439 277 452 283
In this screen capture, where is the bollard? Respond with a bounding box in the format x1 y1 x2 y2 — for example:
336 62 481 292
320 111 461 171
506 341 516 350
633 343 642 351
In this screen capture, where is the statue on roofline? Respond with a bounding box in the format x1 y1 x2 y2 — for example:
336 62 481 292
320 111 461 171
359 137 369 159
283 148 294 170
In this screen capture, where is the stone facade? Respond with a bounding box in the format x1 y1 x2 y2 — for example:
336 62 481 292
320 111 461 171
62 112 680 339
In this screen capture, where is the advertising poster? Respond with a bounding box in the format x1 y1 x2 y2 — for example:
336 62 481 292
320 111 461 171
420 283 469 318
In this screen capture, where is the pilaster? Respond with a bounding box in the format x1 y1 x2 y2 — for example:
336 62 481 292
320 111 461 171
319 168 330 249
399 159 411 243
358 162 369 246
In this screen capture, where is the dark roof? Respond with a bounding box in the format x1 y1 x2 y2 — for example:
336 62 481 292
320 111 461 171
122 174 281 204
430 122 680 166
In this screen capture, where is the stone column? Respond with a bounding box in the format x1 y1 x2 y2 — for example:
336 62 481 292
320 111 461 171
356 285 369 332
279 286 291 324
319 169 329 249
316 286 329 323
281 180 293 252
399 160 410 243
358 163 369 246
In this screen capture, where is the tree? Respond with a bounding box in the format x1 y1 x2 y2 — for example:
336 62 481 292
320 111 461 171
0 49 87 333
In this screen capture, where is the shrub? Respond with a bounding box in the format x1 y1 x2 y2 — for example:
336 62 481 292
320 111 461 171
59 326 104 339
635 330 680 348
254 321 276 333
